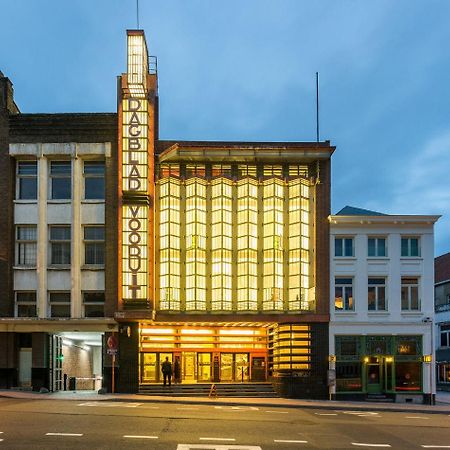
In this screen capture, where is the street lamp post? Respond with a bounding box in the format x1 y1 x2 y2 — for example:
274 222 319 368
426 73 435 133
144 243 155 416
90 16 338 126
423 317 434 405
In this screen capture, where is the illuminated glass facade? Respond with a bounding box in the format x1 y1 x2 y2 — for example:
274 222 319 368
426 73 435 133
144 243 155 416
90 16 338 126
155 164 314 313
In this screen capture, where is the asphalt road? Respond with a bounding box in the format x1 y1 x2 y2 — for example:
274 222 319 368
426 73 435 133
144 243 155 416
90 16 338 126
0 398 450 449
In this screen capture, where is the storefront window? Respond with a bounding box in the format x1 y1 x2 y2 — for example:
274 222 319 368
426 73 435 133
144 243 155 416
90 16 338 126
336 362 362 392
438 364 450 384
395 362 421 391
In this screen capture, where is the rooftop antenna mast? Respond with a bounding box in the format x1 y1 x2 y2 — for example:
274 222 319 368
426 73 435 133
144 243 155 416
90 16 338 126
136 0 140 29
316 72 320 142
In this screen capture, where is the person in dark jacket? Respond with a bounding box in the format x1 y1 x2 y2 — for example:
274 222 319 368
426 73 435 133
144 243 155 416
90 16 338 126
174 357 181 384
161 357 173 386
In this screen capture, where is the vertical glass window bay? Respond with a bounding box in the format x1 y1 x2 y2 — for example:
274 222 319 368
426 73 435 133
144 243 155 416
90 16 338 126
237 178 258 311
335 237 354 257
401 237 420 257
17 161 37 200
159 178 181 311
263 178 284 311
50 161 71 199
368 237 386 257
17 226 37 266
84 161 105 199
288 179 310 310
185 179 207 310
335 278 353 311
50 226 71 265
211 179 233 311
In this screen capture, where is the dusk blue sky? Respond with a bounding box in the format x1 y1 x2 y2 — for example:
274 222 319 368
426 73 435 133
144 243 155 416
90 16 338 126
1 1 449 255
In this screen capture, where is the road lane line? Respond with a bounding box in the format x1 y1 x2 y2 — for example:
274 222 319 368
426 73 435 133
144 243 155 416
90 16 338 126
123 435 158 439
274 439 308 444
406 416 429 420
46 433 83 437
177 407 199 410
352 444 391 448
265 410 289 414
315 413 338 416
199 437 236 441
421 446 450 448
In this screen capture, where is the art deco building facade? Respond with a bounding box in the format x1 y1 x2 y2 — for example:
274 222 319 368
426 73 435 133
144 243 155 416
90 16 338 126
0 30 333 398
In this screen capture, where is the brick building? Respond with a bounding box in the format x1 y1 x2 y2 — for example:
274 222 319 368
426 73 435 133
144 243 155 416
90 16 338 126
0 30 334 398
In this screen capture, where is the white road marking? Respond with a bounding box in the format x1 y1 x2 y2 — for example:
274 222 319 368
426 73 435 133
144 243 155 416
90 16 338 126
344 411 378 415
265 410 288 414
214 406 259 411
315 412 338 416
177 445 262 450
46 433 83 437
78 401 142 408
274 439 308 444
406 416 429 420
199 437 236 441
177 407 199 410
0 439 3 442
123 435 158 439
421 446 450 449
352 444 391 448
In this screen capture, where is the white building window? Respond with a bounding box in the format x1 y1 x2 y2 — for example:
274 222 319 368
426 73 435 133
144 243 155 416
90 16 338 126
16 292 37 317
84 161 105 199
368 277 387 311
84 226 105 265
49 292 71 318
368 237 386 257
401 237 420 257
16 226 37 266
335 237 354 257
50 161 71 200
17 161 37 200
401 277 420 311
335 278 354 311
440 325 450 348
83 292 105 317
50 226 71 265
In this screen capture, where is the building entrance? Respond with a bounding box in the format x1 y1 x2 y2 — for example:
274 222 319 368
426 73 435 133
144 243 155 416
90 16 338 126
139 324 268 384
366 361 382 394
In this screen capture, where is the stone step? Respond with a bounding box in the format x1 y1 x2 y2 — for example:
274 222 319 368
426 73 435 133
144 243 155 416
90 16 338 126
138 382 279 397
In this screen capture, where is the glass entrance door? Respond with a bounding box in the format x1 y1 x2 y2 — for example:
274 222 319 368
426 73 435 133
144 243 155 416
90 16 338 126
142 353 157 382
235 353 249 382
184 352 196 382
197 353 211 381
220 353 233 381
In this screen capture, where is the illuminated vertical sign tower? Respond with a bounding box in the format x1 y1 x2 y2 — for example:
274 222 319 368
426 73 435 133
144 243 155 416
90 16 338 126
118 30 156 311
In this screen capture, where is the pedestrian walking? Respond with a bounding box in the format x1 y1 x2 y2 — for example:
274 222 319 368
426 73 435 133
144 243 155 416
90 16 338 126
161 357 173 386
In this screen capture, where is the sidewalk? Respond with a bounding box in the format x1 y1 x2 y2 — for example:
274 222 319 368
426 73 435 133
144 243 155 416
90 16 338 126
1 389 450 415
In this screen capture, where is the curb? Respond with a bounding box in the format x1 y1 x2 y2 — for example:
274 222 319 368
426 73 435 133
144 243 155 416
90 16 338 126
1 391 450 415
